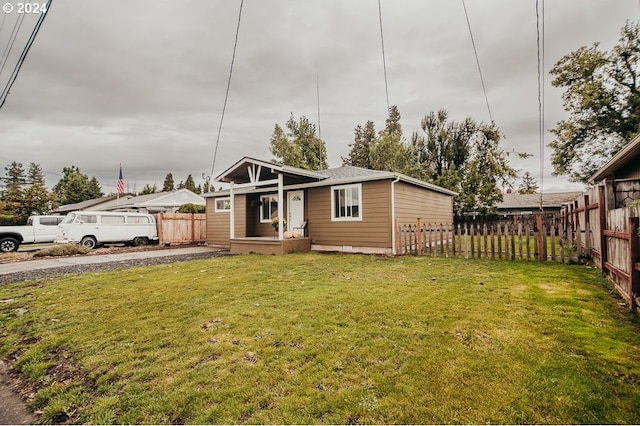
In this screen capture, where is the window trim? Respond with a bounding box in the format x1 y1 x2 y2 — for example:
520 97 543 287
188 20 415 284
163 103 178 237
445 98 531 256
214 197 231 213
331 183 363 222
260 194 279 223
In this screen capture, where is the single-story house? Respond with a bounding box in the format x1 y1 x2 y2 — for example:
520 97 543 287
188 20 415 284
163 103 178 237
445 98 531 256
102 189 205 213
496 191 584 217
590 133 640 208
54 189 204 214
53 194 135 214
204 157 456 255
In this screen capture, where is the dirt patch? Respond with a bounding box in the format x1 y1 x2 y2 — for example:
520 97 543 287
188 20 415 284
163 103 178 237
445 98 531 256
0 359 37 425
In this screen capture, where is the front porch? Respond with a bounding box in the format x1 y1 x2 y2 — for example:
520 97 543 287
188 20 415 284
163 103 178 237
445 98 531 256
230 237 311 255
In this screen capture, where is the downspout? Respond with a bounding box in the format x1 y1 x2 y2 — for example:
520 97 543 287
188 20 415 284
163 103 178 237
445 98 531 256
390 176 400 255
229 181 235 240
277 173 284 240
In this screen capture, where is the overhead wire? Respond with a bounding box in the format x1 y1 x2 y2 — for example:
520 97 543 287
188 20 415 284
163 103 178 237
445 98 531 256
209 0 244 180
461 0 493 124
0 0 52 110
0 2 30 78
377 0 390 112
536 0 545 202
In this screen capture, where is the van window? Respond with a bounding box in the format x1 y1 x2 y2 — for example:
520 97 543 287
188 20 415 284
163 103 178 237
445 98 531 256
61 214 75 225
78 215 98 224
127 216 150 224
102 216 125 224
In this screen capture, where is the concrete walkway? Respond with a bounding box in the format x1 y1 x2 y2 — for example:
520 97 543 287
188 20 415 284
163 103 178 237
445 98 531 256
0 246 222 275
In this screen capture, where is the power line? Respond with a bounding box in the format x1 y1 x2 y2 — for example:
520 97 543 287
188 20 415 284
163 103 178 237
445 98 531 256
0 0 52 110
461 0 493 124
0 3 30 78
316 64 321 140
209 0 243 180
536 0 545 198
377 0 390 112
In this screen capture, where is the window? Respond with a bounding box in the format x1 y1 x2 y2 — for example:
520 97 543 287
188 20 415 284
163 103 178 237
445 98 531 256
127 216 150 224
260 195 278 223
215 197 231 212
39 217 64 226
78 214 98 224
331 184 362 221
102 215 125 224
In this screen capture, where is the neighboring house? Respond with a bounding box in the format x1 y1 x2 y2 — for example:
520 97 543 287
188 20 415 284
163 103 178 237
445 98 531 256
102 189 205 213
496 191 584 217
53 194 135 215
54 189 204 215
590 133 640 208
204 157 456 255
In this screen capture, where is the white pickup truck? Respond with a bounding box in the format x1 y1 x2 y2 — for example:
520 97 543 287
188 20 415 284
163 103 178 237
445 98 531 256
0 215 65 252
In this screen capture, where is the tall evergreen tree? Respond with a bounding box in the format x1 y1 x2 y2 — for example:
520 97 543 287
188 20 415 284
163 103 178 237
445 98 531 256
184 174 197 192
0 161 27 221
23 163 50 215
162 173 175 192
369 105 411 173
53 166 103 206
342 120 376 168
517 172 539 194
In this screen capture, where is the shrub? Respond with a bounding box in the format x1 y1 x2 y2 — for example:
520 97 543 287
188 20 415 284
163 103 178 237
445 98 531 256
0 214 26 226
33 245 91 257
177 203 205 214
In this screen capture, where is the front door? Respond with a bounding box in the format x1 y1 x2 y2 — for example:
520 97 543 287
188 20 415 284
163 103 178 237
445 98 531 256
287 190 304 232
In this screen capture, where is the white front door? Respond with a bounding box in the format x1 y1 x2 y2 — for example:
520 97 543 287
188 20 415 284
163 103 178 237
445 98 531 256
287 190 304 231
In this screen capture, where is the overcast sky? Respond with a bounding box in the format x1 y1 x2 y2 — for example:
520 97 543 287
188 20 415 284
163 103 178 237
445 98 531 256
0 0 637 194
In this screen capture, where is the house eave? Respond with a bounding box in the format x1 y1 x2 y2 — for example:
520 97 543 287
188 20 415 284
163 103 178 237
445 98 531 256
590 133 640 183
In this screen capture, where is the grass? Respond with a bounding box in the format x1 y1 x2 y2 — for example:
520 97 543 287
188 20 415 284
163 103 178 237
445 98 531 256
0 253 639 424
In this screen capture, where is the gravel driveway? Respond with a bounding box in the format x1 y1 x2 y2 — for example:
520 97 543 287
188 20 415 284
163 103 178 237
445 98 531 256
0 248 233 285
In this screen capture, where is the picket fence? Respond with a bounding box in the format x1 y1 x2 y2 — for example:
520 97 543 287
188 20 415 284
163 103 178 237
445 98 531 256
396 216 578 263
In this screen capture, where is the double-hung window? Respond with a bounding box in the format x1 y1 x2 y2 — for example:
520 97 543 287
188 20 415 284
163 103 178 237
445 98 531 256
260 195 278 223
331 184 362 221
215 198 231 212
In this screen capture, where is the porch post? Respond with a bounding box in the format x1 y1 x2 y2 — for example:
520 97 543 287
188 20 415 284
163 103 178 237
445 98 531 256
229 181 235 239
278 174 284 240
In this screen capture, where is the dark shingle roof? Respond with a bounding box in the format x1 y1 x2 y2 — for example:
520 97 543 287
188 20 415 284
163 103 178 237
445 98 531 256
316 165 392 180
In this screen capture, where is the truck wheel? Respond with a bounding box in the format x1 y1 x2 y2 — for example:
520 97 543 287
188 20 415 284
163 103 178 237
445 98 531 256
0 237 19 252
133 237 148 246
80 236 97 249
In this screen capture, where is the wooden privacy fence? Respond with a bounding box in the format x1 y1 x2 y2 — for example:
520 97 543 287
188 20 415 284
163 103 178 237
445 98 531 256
561 186 640 310
396 216 578 263
157 212 206 246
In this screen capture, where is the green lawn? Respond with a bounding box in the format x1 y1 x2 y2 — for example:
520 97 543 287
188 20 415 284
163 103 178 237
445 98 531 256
0 253 639 424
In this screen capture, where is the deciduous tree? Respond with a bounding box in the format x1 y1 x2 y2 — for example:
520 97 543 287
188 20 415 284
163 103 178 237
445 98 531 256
270 114 328 170
549 20 640 183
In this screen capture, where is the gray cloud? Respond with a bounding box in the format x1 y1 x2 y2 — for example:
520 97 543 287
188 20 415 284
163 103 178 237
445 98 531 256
0 0 637 194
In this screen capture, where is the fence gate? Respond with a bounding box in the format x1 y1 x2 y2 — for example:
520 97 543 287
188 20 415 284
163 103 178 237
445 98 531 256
157 213 206 246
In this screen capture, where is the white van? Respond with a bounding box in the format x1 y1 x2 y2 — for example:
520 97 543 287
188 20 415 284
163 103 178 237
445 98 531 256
55 211 158 249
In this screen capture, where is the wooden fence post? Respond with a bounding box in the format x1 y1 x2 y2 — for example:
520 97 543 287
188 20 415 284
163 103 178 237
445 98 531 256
599 185 608 270
157 212 164 246
584 194 591 257
417 218 422 256
628 217 639 311
536 214 545 262
395 219 399 255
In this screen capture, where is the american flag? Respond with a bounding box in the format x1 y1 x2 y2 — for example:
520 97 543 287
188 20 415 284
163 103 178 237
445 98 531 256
117 164 124 194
